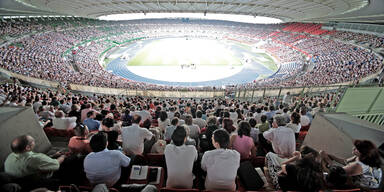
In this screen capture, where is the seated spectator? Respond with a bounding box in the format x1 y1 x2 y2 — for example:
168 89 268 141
263 115 295 188
300 107 310 127
68 124 91 155
326 165 354 189
4 135 65 179
181 125 197 146
248 118 259 144
68 104 81 124
52 110 77 130
201 129 240 191
38 106 54 121
84 132 130 187
121 115 153 156
264 115 296 158
199 116 218 153
81 103 93 123
320 140 382 189
144 128 166 154
184 114 200 140
286 112 301 137
121 108 132 127
164 126 198 188
282 108 291 123
222 117 236 134
100 118 120 150
83 111 100 132
230 121 256 160
158 111 170 133
193 110 207 129
278 156 325 191
257 115 270 133
174 112 185 125
109 104 121 121
164 118 178 142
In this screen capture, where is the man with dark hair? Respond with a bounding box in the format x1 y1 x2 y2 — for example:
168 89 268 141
164 126 197 188
84 132 131 187
81 103 93 122
121 114 153 155
201 129 240 191
193 110 207 129
4 135 65 179
83 111 100 132
164 117 178 141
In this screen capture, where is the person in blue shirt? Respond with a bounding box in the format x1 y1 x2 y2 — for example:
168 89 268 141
83 111 100 132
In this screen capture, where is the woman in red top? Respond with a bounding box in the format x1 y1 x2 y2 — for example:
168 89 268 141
68 124 91 155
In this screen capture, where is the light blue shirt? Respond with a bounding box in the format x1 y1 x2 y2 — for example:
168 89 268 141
83 118 100 131
84 148 130 186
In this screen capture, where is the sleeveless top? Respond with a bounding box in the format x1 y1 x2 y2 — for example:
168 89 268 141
353 161 382 188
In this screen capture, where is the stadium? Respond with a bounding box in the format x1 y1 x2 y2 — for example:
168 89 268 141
0 0 384 191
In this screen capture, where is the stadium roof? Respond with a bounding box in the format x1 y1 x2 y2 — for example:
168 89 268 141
0 0 383 23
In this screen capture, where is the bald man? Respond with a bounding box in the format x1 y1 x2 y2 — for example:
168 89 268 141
4 135 65 179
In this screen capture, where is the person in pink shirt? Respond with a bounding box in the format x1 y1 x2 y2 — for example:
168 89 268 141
230 121 257 160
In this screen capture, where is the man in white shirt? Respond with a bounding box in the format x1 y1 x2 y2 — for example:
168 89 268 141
263 115 295 159
121 115 153 155
52 110 77 130
164 126 198 188
132 106 152 124
201 129 240 191
84 132 131 187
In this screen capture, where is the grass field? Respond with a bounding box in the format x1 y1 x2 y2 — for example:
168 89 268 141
252 52 279 71
128 38 242 67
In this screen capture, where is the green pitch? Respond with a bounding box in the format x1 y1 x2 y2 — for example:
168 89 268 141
128 38 242 66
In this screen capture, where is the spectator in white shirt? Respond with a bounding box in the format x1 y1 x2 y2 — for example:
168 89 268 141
263 115 295 158
52 110 77 130
201 129 240 191
121 115 153 156
164 126 198 188
158 111 170 133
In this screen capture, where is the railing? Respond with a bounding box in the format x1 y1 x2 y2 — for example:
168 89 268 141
234 85 346 101
354 113 384 126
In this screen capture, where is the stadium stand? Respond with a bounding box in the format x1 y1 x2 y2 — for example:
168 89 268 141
0 18 383 91
0 11 384 192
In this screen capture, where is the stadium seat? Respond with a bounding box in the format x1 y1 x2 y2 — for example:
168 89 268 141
300 125 310 132
251 156 265 168
320 189 361 192
43 127 75 137
160 187 199 192
145 153 166 167
59 185 119 192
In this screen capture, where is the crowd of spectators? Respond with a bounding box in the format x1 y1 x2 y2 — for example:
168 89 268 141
0 17 383 91
331 31 384 48
0 83 383 192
